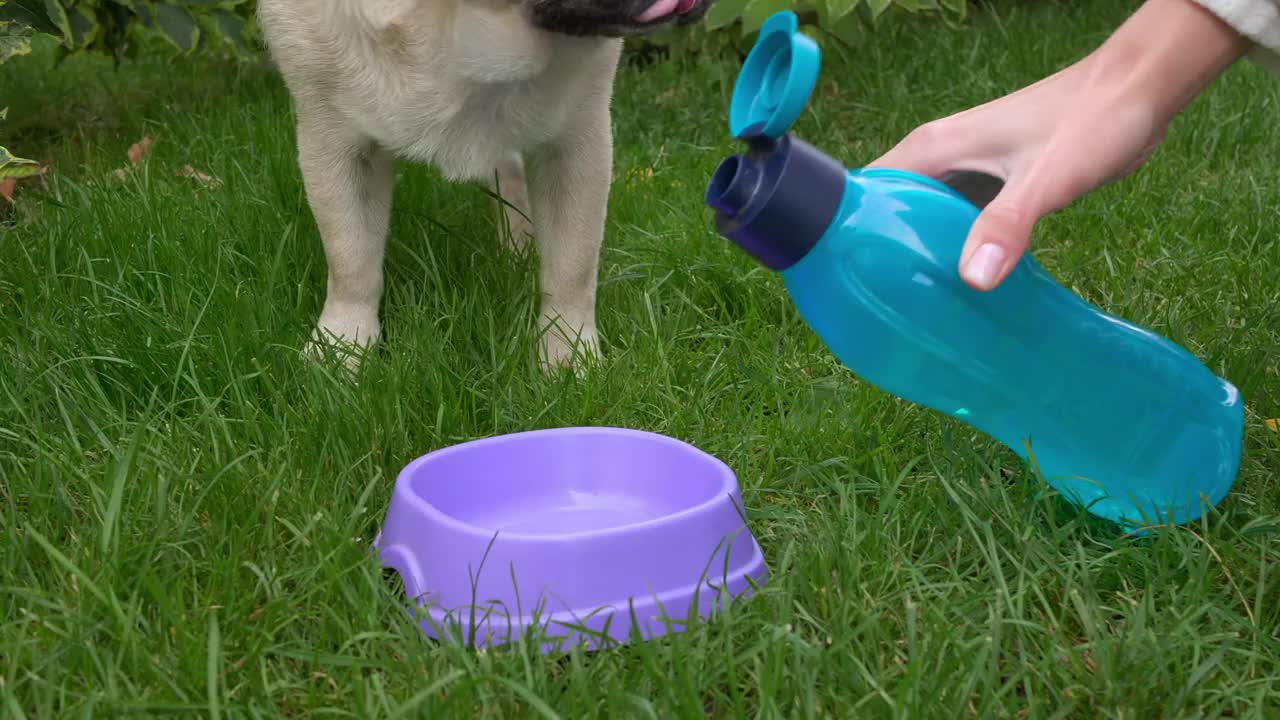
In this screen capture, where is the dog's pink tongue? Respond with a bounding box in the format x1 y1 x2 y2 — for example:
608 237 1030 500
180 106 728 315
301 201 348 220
637 0 678 22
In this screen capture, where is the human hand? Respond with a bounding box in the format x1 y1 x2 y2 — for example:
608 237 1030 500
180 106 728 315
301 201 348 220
868 0 1251 291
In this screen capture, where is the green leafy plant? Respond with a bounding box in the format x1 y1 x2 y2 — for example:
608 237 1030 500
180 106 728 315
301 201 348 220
702 0 969 39
1 3 34 62
0 107 38 175
0 1 257 190
1 107 42 208
631 0 972 64
0 0 256 66
0 142 42 180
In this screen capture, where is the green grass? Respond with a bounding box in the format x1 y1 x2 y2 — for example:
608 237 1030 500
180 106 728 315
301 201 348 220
3 1 1279 716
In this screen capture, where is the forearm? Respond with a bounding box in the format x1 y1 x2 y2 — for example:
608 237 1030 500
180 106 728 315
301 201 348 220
1196 0 1280 72
1082 0 1253 119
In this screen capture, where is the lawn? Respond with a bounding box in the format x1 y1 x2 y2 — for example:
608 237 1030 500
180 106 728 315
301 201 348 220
3 0 1279 716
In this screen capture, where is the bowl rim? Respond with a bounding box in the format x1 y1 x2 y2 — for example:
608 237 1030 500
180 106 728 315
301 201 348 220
391 426 744 543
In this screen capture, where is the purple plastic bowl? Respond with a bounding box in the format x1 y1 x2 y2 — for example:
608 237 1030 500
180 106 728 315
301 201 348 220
376 427 768 651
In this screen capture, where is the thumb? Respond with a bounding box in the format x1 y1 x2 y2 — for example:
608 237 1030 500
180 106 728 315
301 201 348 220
956 184 1048 292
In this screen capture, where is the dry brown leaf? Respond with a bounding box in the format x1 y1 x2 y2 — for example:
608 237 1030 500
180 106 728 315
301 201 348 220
0 176 15 203
1267 419 1278 433
177 164 222 188
127 136 154 165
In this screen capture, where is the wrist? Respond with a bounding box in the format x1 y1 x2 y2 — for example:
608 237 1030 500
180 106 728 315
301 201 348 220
1081 0 1251 120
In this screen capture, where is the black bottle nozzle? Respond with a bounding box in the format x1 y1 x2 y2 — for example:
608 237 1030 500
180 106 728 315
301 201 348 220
705 131 847 272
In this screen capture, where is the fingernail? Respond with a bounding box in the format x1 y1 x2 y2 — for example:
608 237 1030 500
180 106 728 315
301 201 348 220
962 243 1006 290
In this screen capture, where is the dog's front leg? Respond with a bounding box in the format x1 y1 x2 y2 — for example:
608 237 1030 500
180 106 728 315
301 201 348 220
296 112 394 365
526 104 611 371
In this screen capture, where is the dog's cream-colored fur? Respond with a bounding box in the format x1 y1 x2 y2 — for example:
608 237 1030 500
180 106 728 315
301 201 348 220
258 0 623 369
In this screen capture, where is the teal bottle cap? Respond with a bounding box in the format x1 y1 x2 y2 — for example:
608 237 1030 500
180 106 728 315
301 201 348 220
729 11 821 139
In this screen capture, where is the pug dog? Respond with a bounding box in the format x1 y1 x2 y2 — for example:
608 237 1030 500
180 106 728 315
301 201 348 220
257 0 709 370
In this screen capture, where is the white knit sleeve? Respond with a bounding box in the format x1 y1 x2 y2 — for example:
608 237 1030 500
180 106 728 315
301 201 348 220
1193 0 1280 73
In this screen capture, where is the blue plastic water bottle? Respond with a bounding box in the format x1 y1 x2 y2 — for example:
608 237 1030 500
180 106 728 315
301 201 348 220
705 12 1245 528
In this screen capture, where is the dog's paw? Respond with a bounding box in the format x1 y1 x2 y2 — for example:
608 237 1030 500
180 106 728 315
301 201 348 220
305 308 382 372
539 320 600 375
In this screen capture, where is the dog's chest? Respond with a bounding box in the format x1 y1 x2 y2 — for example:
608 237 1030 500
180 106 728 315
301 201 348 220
344 37 601 180
374 78 567 175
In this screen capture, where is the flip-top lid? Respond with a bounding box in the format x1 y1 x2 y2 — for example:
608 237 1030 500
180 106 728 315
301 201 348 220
729 11 821 140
